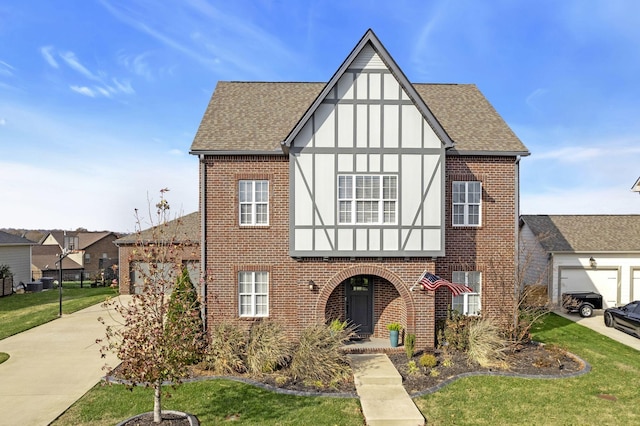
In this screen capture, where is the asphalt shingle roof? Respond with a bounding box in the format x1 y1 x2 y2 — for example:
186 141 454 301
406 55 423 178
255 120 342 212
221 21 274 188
190 81 528 155
0 230 34 245
115 211 200 245
521 215 640 253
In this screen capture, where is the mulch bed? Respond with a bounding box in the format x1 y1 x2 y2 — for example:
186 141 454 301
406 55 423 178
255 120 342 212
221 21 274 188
108 342 586 424
388 342 586 396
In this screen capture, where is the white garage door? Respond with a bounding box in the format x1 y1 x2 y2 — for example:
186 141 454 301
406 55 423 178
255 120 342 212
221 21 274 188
131 261 200 295
560 268 618 308
633 270 640 301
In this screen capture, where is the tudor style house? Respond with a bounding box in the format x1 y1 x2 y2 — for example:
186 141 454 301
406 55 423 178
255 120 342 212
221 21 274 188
190 30 529 349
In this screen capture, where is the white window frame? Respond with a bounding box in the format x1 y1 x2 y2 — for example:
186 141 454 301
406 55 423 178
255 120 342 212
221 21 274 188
451 271 481 316
452 181 481 226
238 271 269 317
239 180 269 226
338 174 397 225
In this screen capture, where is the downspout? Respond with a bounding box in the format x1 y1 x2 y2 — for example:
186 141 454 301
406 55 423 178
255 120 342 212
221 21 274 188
199 154 207 330
514 155 521 330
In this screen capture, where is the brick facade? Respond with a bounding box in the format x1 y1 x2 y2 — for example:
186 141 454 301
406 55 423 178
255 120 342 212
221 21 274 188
201 154 519 350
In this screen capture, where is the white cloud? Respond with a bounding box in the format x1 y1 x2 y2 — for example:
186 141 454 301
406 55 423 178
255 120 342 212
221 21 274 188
0 60 14 77
70 85 96 97
40 46 59 68
112 78 135 94
60 51 100 80
522 186 640 215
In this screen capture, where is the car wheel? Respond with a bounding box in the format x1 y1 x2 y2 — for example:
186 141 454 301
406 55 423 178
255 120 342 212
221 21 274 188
579 304 594 318
604 312 613 327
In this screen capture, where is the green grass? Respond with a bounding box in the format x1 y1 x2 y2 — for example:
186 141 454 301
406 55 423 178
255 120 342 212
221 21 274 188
415 313 640 425
52 379 363 426
51 313 640 425
0 352 8 364
0 282 116 340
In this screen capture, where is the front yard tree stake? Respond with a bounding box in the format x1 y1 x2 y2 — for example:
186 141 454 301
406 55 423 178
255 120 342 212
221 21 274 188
98 189 204 423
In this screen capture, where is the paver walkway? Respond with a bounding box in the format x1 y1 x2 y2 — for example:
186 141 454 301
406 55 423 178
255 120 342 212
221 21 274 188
348 354 424 426
0 296 128 426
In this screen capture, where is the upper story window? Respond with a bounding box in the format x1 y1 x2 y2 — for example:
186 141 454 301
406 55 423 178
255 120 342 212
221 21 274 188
239 180 269 226
64 236 79 251
452 181 481 226
338 175 397 224
451 271 481 315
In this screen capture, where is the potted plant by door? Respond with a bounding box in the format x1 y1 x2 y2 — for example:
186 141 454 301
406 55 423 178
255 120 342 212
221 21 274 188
387 322 403 347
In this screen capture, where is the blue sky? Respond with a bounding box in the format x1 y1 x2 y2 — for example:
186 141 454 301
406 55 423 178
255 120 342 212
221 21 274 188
2 0 639 232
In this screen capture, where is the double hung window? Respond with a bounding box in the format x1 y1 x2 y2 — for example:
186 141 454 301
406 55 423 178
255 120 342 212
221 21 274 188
238 271 269 317
338 175 397 224
452 181 481 226
451 271 481 315
239 180 269 226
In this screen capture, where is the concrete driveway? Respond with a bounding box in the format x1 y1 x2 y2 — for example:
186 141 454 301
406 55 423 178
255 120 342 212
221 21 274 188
554 309 640 351
0 296 129 426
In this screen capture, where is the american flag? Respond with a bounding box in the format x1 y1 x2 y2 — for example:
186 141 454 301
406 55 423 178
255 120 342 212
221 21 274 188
418 271 473 297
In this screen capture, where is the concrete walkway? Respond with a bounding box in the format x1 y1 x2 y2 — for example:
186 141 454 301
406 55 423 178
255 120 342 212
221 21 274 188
554 309 640 351
348 354 424 426
0 296 128 426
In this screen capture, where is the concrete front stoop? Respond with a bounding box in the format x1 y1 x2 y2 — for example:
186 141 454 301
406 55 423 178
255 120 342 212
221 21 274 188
348 354 425 426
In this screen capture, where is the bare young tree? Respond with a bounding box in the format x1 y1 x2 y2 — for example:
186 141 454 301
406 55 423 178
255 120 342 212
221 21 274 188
98 189 204 423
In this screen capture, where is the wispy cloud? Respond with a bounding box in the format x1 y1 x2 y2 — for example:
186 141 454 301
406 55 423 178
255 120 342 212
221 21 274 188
70 85 96 97
60 51 100 81
41 46 136 99
100 0 300 79
0 118 6 126
40 46 59 68
0 60 14 77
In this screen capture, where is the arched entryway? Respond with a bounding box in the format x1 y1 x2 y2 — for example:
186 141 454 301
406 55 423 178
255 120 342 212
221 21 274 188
315 265 415 339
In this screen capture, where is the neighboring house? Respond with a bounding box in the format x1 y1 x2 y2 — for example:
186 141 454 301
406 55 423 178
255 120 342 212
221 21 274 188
519 215 640 309
33 230 120 281
0 230 35 293
115 211 200 295
190 30 529 349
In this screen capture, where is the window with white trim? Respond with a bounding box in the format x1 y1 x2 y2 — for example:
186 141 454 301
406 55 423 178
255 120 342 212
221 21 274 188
239 180 269 226
238 271 269 317
451 271 481 315
452 181 481 226
338 175 397 224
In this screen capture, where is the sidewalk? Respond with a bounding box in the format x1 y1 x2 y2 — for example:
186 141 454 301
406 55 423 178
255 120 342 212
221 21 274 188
554 309 640 351
0 296 129 426
348 354 425 426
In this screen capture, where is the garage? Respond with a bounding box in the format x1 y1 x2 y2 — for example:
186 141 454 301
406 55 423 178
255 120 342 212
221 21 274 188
131 261 200 295
633 269 640 301
559 268 619 308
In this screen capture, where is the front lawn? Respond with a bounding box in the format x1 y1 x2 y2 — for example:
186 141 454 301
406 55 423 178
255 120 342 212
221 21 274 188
416 314 640 425
0 282 116 340
52 313 640 425
52 379 363 426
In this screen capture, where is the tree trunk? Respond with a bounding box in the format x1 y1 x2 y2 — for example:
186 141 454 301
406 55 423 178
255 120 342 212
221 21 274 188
154 380 162 423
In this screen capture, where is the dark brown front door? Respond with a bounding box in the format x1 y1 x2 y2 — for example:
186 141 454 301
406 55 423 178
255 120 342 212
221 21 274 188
345 276 373 335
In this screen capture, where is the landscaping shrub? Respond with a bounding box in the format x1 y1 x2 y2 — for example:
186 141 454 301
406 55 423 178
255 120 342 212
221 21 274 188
203 322 247 374
405 333 416 359
467 317 507 368
166 267 205 364
419 353 437 369
443 309 479 351
289 323 352 387
245 320 290 374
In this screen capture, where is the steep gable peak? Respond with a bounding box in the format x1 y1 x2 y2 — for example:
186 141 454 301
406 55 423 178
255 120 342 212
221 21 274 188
281 29 453 153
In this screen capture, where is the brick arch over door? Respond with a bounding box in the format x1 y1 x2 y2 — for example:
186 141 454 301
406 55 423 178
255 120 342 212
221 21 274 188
315 265 416 333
